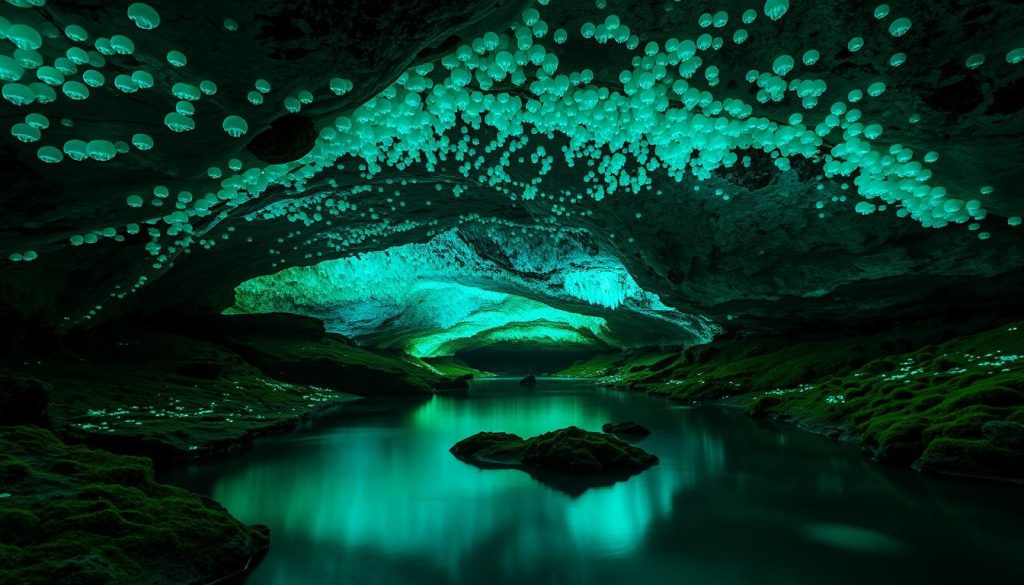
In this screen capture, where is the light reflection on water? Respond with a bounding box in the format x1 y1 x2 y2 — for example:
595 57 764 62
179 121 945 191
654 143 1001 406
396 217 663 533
161 378 1024 585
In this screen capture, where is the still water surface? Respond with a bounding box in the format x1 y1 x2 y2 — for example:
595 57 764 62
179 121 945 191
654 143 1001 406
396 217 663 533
161 378 1024 584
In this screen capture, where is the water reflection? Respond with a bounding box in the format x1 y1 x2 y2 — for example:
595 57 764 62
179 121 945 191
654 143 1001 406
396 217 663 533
161 379 1024 585
801 523 907 554
208 383 711 563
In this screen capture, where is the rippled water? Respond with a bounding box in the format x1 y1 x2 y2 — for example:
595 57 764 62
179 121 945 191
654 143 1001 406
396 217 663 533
160 378 1024 584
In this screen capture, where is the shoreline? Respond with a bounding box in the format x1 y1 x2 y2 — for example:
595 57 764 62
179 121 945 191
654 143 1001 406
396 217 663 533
591 379 1024 488
5 372 1018 584
61 393 365 463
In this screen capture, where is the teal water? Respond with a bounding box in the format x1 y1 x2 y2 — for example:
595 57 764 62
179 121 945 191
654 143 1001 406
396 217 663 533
161 378 1024 584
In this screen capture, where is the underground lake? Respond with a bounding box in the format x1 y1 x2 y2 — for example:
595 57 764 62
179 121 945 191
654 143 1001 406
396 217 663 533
159 378 1024 585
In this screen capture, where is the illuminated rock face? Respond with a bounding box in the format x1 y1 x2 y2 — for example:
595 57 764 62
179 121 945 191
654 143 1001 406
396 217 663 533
0 0 1022 333
228 228 715 356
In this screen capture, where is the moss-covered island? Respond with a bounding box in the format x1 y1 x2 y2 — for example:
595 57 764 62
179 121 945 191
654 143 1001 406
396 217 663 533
451 426 659 495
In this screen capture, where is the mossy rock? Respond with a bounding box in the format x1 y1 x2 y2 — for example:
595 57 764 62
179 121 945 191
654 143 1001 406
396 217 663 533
0 374 51 427
981 420 1024 450
449 431 526 466
946 385 1024 410
522 426 659 474
2 316 448 460
870 417 927 463
915 437 1024 479
748 394 784 417
451 426 658 495
0 426 269 585
655 319 1024 481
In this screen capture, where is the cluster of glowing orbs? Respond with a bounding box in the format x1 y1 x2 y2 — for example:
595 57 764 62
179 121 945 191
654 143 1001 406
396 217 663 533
8 250 38 262
330 77 353 95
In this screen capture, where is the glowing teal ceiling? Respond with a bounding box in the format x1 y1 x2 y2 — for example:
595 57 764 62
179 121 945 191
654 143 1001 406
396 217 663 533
2 0 1019 328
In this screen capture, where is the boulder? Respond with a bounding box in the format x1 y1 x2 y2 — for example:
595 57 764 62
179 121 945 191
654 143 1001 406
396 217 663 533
246 114 319 164
913 437 1024 480
434 373 474 391
175 361 225 380
450 426 658 494
522 426 658 474
519 374 537 387
982 420 1024 450
0 426 269 584
0 374 51 427
449 431 526 466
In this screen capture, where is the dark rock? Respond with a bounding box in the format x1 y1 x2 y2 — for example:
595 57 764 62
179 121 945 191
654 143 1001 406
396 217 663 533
450 431 527 466
914 437 1024 480
921 75 984 117
0 374 51 427
522 426 658 474
602 421 652 437
172 314 439 396
246 114 319 164
451 426 658 495
243 356 429 396
982 421 1024 450
988 77 1024 116
175 361 225 379
196 313 328 342
0 426 269 584
434 373 474 391
519 374 537 387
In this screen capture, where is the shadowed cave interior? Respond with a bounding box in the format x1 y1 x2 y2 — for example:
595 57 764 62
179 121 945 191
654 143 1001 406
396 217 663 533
1 0 1024 583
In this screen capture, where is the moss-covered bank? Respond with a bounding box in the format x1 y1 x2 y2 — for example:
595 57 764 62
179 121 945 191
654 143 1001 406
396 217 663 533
559 321 1024 482
0 426 268 585
2 313 481 460
0 312 487 584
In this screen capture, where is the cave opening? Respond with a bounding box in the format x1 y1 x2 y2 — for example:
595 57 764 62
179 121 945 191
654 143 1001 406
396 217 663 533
454 346 613 375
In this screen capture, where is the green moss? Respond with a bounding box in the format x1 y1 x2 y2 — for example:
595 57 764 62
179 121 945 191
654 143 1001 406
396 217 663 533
0 459 32 481
866 416 926 463
565 320 1024 480
555 353 623 378
916 437 1024 478
943 384 1024 409
522 427 659 474
0 426 268 585
750 322 1024 478
451 426 658 479
748 394 784 417
419 356 490 378
0 509 40 545
0 314 456 460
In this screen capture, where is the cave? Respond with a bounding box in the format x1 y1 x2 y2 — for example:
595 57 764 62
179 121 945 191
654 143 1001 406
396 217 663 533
1 0 1024 583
